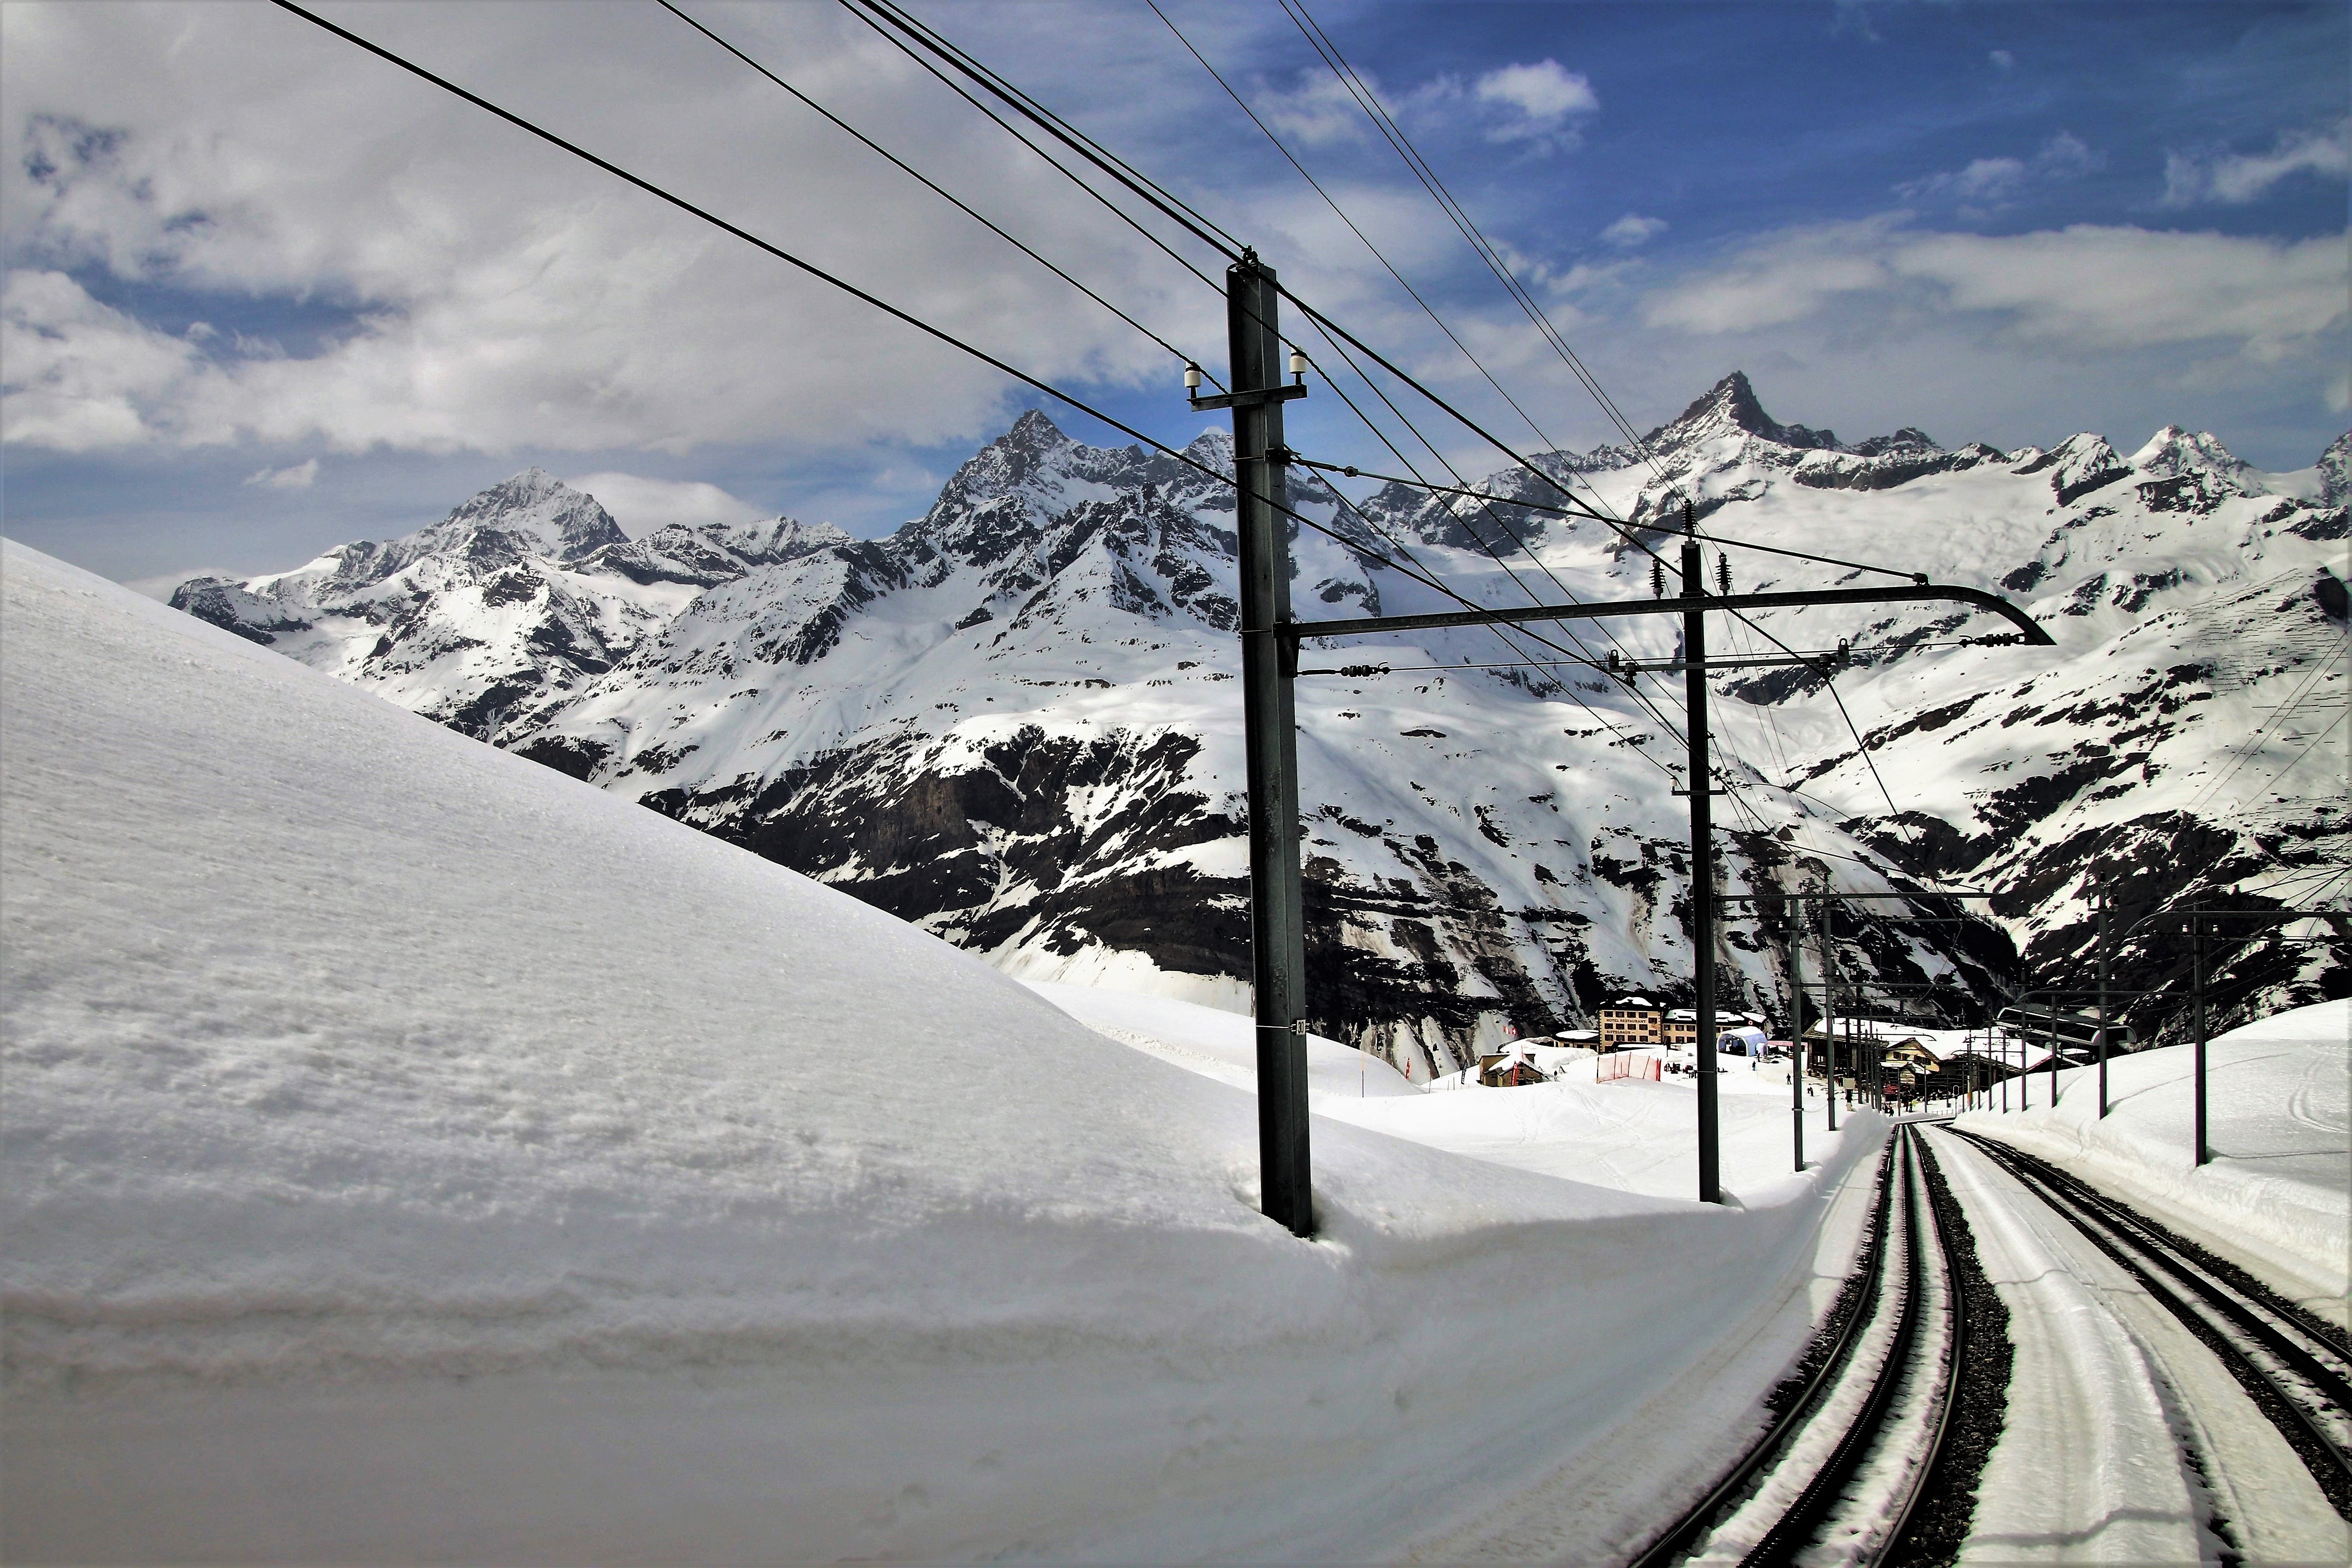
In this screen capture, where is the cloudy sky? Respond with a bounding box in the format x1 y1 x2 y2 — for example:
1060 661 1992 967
3 0 2344 594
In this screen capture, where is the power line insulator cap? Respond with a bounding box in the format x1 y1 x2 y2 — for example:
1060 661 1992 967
1183 362 1202 393
1288 348 1308 385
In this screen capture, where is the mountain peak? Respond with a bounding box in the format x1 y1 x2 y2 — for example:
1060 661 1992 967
1003 408 1071 452
1643 371 1844 455
2129 426 2249 483
430 469 626 564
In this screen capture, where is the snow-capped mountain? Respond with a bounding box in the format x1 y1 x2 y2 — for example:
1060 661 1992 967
172 374 2348 1071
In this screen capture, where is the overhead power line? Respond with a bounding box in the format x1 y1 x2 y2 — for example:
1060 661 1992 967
656 0 1221 388
1278 0 1658 473
1290 457 1924 584
264 0 1459 606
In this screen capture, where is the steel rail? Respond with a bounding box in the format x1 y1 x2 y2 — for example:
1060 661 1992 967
1739 1129 1940 1564
1623 1138 1900 1568
1954 1131 2352 1510
1631 1127 1972 1568
1881 1131 1974 1556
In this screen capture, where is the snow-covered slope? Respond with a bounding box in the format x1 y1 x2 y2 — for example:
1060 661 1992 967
170 375 2350 1070
4 540 1876 1562
1954 999 2348 1317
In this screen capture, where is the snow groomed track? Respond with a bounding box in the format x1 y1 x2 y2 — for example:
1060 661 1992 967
1633 1124 1983 1567
1949 1129 2352 1520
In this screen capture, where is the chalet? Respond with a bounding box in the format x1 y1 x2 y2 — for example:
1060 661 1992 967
1477 1046 1552 1088
1598 996 1663 1048
1800 1020 2058 1098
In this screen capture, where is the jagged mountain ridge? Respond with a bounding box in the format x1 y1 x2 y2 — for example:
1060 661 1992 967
172 373 2349 1070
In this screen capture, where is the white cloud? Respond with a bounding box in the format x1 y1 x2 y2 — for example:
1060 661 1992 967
1895 132 2103 208
2327 370 2349 415
1989 49 2015 70
242 457 317 489
1645 220 2347 358
2162 120 2351 207
564 471 765 539
1601 213 1668 249
1470 61 1598 146
1255 69 1373 148
1642 219 1902 334
0 268 200 450
0 2 1215 459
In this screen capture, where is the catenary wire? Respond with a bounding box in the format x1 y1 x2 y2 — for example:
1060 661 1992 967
1290 458 1924 584
1147 0 1592 488
1279 0 1659 476
1252 0 1926 867
767 0 1695 776
848 0 1245 257
264 0 1466 609
656 0 1224 388
831 0 1233 294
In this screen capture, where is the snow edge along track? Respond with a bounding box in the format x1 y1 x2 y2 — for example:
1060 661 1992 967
1623 1131 1902 1568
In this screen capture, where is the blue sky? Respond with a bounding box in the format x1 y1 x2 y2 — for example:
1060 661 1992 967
2 0 2344 592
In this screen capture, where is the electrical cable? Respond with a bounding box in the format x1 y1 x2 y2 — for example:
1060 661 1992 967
1140 0 1740 798
1162 9 1937 849
1280 0 1659 476
1147 0 1588 486
264 0 1461 607
850 0 1965 857
1291 314 1704 770
656 0 1223 388
1290 458 1924 583
848 0 1245 257
831 0 1233 294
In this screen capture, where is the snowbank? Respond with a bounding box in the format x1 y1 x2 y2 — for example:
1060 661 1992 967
1021 980 1420 1099
1954 1002 2348 1306
2 542 1877 1562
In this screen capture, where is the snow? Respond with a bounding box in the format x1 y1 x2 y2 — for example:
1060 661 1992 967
1019 980 1420 1098
1 541 1884 1562
1923 1129 2251 1564
1954 1001 2349 1313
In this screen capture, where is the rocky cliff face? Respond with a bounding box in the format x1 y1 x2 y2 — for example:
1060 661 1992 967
175 375 2349 1069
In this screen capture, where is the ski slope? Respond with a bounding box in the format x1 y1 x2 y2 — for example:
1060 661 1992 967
1955 1001 2349 1317
2 541 1879 1563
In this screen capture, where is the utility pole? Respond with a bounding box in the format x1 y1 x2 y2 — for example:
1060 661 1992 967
2192 910 2209 1167
1682 504 1721 1205
1273 487 2051 1211
1821 902 1838 1132
2096 888 2112 1119
1191 251 1312 1236
1785 896 1805 1171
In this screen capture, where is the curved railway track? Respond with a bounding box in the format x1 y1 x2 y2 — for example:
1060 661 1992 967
1630 1125 1977 1567
1947 1128 2352 1519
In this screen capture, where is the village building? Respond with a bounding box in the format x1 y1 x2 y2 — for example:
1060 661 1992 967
1476 1045 1552 1088
1598 996 1663 1048
1663 1007 1768 1046
1800 1019 2058 1099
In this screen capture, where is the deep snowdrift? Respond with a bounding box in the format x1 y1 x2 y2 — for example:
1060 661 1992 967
1955 1001 2348 1312
2 541 1878 1562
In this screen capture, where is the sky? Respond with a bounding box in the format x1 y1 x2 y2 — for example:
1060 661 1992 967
1 0 2345 594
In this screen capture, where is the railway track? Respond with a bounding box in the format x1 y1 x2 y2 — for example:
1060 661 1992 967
1948 1128 2352 1519
1630 1124 1980 1567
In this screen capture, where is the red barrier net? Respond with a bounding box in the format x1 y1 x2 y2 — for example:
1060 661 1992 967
1596 1052 1661 1083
